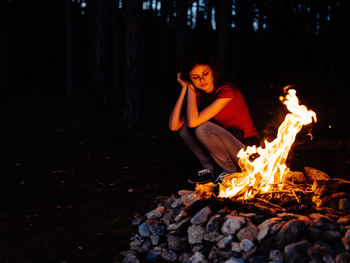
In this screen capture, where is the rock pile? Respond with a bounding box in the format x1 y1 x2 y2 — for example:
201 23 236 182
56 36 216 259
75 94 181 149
121 168 350 263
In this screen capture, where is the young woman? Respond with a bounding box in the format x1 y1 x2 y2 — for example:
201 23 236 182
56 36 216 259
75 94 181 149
169 53 259 184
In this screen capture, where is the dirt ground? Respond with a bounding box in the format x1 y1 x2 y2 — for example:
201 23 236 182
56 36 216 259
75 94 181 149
0 113 349 263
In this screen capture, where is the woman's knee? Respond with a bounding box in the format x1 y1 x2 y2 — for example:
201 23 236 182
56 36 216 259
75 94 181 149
194 122 213 139
178 124 194 141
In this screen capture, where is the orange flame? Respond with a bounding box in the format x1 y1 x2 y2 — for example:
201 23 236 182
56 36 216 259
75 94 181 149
217 87 317 199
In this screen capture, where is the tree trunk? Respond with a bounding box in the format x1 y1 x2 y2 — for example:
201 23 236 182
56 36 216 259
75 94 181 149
0 0 10 101
88 0 112 106
175 0 188 71
233 0 250 81
124 0 144 132
111 1 123 117
65 0 73 105
216 0 231 79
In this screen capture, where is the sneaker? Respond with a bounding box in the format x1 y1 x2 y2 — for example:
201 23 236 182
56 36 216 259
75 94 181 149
215 172 231 183
188 169 216 184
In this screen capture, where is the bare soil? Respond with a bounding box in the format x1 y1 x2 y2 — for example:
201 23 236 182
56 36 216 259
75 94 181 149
0 113 349 263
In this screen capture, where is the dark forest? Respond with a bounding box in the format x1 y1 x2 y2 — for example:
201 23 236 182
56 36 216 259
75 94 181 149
1 0 350 262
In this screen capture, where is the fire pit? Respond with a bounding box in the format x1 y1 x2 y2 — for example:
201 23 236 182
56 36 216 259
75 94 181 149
121 89 350 263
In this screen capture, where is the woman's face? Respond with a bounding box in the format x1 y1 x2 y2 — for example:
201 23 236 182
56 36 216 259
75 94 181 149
189 64 214 93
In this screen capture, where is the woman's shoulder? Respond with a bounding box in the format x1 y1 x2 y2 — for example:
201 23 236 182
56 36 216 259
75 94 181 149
215 82 238 96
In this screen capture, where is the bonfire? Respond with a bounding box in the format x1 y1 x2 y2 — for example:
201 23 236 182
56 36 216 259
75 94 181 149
196 87 318 205
121 87 350 263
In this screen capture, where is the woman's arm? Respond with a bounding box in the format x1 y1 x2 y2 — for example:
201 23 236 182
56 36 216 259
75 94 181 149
186 85 232 128
168 73 188 131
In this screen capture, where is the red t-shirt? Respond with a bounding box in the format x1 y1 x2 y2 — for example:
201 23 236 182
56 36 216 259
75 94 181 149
211 83 257 138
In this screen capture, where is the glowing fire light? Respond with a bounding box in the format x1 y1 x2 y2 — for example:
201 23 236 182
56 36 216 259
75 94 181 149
211 87 316 200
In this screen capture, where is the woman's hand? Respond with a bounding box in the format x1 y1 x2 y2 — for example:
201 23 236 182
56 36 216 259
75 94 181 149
177 73 188 89
187 83 195 92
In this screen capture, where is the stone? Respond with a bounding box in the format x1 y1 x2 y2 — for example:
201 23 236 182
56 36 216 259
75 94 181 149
342 236 350 250
218 206 231 215
187 224 205 245
146 247 162 262
192 244 206 253
146 206 165 219
307 243 329 262
120 250 136 257
335 252 350 263
314 241 335 257
339 198 350 212
277 219 305 246
322 254 335 263
237 225 259 241
259 219 305 254
278 213 311 226
284 240 310 263
160 248 178 262
122 253 140 263
131 238 151 253
269 222 285 235
131 214 145 226
309 213 338 230
217 248 234 259
164 194 178 207
167 217 190 231
171 191 200 208
231 241 242 253
217 235 233 249
191 206 212 225
257 220 271 242
242 246 257 261
208 246 219 261
160 208 175 226
257 218 283 241
254 203 277 216
138 222 150 237
129 234 144 251
178 190 193 196
203 232 223 242
221 216 246 235
296 215 312 227
187 251 208 263
174 210 188 223
239 212 256 218
167 234 187 251
285 171 306 184
337 215 350 226
304 166 330 183
345 229 350 242
224 257 246 263
248 255 268 263
306 227 341 242
150 235 160 246
240 239 255 252
178 252 192 263
207 214 222 232
269 249 283 263
317 192 348 208
146 219 166 237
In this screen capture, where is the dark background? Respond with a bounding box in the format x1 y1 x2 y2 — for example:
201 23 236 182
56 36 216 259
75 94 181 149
0 0 349 262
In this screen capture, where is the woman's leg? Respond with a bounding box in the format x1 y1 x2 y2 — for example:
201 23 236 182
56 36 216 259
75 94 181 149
178 124 217 171
194 121 246 174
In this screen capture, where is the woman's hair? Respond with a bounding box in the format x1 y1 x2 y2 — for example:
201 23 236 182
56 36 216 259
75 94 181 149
180 51 221 87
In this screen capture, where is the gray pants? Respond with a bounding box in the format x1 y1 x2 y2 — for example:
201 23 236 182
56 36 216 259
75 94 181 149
178 121 246 174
